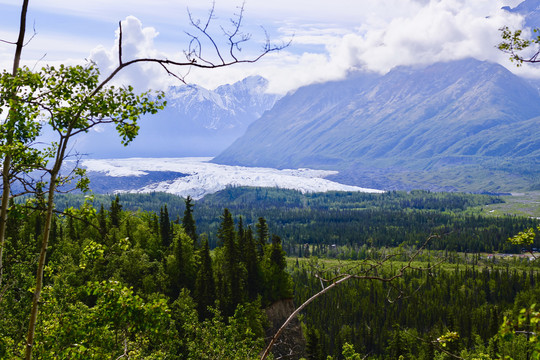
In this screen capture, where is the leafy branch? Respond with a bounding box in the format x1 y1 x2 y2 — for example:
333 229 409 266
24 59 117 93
499 26 540 65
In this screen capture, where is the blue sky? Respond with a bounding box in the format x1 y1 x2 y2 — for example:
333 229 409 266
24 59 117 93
0 0 534 94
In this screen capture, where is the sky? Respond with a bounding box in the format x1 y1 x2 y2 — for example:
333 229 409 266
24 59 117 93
0 0 535 94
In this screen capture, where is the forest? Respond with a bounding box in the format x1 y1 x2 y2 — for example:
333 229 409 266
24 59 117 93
1 188 539 359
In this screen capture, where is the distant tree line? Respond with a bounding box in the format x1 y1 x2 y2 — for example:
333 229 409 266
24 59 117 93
52 188 537 254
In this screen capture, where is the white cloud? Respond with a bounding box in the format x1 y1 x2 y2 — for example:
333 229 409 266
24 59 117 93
252 0 536 93
346 0 523 72
89 16 172 92
181 0 538 94
3 0 536 94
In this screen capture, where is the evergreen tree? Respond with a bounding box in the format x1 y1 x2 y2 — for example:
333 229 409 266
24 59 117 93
168 232 186 300
216 208 242 314
98 204 108 240
270 235 287 270
182 196 197 245
256 217 269 259
263 234 292 303
305 326 324 360
244 226 262 300
110 195 122 228
386 325 408 359
159 205 172 248
150 213 159 236
194 238 216 320
237 216 246 262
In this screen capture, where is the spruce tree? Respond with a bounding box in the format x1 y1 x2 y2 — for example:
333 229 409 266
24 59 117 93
110 195 122 228
160 205 172 248
237 216 246 262
244 226 261 300
194 238 216 320
98 204 108 240
216 208 241 314
256 217 269 259
264 234 291 303
182 196 197 245
168 233 185 300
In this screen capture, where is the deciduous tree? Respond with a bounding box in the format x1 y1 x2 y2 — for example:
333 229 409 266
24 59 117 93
0 2 287 358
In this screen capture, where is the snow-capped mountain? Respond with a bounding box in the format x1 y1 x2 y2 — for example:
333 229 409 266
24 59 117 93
167 76 279 131
62 76 280 158
81 157 383 199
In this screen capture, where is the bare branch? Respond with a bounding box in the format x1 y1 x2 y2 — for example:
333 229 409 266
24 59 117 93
158 62 188 84
23 21 38 47
260 274 354 360
260 236 439 360
0 39 17 45
186 2 225 64
118 21 123 66
223 2 250 61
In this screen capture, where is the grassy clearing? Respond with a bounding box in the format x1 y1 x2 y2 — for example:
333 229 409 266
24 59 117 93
478 191 540 218
287 249 540 275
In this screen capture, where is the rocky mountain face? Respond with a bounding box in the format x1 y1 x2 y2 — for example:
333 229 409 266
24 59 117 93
504 0 540 28
65 76 280 158
213 59 540 192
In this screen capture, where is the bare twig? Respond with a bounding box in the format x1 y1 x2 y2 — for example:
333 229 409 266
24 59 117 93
402 328 464 360
260 236 440 360
0 39 17 45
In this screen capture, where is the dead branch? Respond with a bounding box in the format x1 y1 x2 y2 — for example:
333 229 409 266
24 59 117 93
260 236 440 360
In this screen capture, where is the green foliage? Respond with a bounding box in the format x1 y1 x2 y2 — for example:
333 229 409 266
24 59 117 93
1 194 292 358
292 257 540 359
509 226 540 249
499 305 540 359
28 280 171 359
262 235 293 304
0 66 47 168
181 303 265 360
182 196 197 245
498 26 540 66
52 189 530 256
194 238 216 320
5 187 539 359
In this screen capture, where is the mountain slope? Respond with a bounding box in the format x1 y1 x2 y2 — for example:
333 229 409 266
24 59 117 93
64 76 280 158
213 59 540 191
505 0 540 28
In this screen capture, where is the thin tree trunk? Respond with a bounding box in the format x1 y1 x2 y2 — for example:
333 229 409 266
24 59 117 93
24 135 67 359
0 0 30 289
24 173 56 360
0 156 12 288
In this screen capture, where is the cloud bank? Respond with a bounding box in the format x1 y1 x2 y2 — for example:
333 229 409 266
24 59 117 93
86 0 531 94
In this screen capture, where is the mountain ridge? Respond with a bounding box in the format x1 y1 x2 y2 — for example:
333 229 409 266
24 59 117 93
213 58 540 192
62 75 280 158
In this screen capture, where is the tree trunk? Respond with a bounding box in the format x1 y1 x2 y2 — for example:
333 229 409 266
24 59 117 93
24 135 67 359
24 173 57 359
0 0 29 289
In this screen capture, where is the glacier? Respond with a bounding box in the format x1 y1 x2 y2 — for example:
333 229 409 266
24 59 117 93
81 157 384 200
